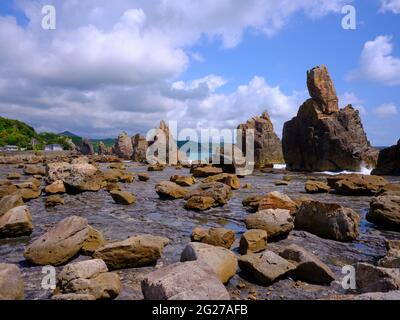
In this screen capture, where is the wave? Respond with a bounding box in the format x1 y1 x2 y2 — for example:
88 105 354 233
272 163 372 175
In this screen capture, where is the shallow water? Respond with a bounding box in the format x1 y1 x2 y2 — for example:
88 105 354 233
1 163 399 300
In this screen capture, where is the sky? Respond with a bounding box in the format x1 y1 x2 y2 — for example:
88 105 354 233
0 0 399 146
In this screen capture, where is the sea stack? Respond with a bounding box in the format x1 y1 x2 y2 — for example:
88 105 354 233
80 138 94 155
282 65 378 172
113 132 133 159
237 111 284 168
372 139 400 176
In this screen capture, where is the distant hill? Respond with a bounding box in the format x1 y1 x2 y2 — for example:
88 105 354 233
59 130 79 138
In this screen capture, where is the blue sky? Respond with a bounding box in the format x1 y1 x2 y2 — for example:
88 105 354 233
0 0 399 146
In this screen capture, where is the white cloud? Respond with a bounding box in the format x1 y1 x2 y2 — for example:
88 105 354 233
380 0 400 13
348 35 400 86
339 92 366 115
373 103 398 117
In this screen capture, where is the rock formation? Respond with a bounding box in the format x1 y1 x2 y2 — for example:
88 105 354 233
131 134 147 163
113 132 133 159
98 142 111 155
238 111 284 168
80 138 94 155
282 65 378 172
372 140 400 176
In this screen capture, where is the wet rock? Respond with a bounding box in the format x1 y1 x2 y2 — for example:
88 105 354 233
0 205 33 238
147 163 166 171
279 244 335 284
52 293 96 300
45 180 66 194
102 169 123 183
81 226 106 256
106 182 122 192
0 263 24 300
108 163 125 170
110 190 136 205
202 173 240 190
378 240 400 268
141 261 230 300
282 65 377 171
192 166 223 178
181 242 238 283
242 195 263 211
305 180 330 194
24 216 90 266
238 251 296 286
355 263 400 293
7 172 21 180
274 180 289 186
244 209 294 240
16 188 41 201
0 194 24 217
80 138 95 155
184 196 216 211
119 172 134 183
327 174 388 196
137 173 149 181
24 165 45 176
366 193 400 231
170 175 196 187
239 229 268 254
258 191 297 215
191 227 235 249
372 139 400 176
0 184 18 198
186 182 232 206
237 111 284 168
155 181 189 199
375 183 400 196
45 195 65 207
132 134 148 163
295 201 360 242
93 234 169 270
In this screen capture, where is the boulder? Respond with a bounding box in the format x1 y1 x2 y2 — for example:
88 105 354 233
81 226 106 255
366 193 400 231
52 293 96 300
295 201 360 242
242 195 263 211
132 134 148 163
0 206 33 238
274 180 289 186
7 172 21 180
282 65 378 172
147 163 166 171
279 244 335 284
355 263 400 293
0 263 24 300
378 240 400 268
45 195 65 207
93 234 169 270
375 184 400 196
80 138 94 155
372 139 400 176
244 209 294 240
202 173 240 190
237 111 284 168
170 175 196 187
0 184 18 198
141 261 230 300
109 190 136 205
238 251 296 285
137 173 149 181
258 191 298 215
186 182 232 206
106 182 122 192
184 196 216 211
192 166 223 178
181 242 238 283
17 188 41 201
155 181 189 199
327 174 388 196
305 180 330 194
45 180 66 194
98 141 111 155
0 194 24 217
239 229 268 255
24 165 45 176
113 132 133 159
191 227 235 249
24 216 90 265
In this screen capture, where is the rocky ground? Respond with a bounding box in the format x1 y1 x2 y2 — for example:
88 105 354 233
0 155 399 300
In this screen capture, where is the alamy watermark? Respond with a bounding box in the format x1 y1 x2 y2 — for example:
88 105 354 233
41 5 56 30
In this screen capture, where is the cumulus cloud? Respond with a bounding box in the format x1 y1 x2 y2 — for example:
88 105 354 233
339 92 367 115
348 35 400 86
0 0 345 137
380 0 400 13
373 103 398 117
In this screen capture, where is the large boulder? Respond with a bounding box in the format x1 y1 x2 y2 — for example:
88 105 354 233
186 182 232 206
366 193 400 230
191 227 235 249
170 175 196 187
181 242 238 283
155 181 189 199
244 209 294 240
372 139 400 176
282 65 378 172
355 263 400 293
378 240 400 268
238 251 296 285
113 132 133 159
237 111 284 168
80 138 94 155
0 205 33 238
0 194 24 217
279 244 335 284
93 234 169 270
295 201 360 242
24 216 90 265
327 174 388 196
24 165 45 176
184 196 216 211
305 180 330 194
192 166 223 178
258 191 298 215
45 180 66 194
141 261 230 300
109 190 136 205
202 173 240 190
239 229 268 255
0 263 24 300
132 134 148 163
